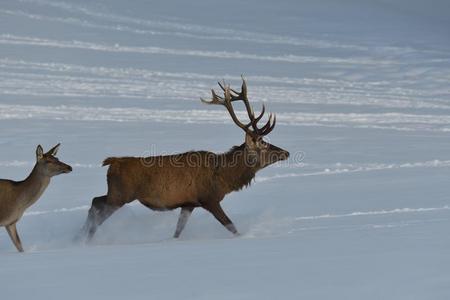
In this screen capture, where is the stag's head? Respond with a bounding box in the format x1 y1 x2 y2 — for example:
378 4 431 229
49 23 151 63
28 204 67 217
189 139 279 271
36 143 73 177
202 77 289 170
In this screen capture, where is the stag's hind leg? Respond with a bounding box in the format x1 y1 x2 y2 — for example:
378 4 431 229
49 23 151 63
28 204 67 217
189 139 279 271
203 202 239 236
80 195 122 242
173 206 194 238
6 222 24 252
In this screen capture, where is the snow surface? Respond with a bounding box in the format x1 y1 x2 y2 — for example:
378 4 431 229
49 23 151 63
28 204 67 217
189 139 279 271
0 0 450 299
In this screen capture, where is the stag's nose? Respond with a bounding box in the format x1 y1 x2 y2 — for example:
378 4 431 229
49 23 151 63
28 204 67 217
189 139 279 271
281 150 290 161
65 165 73 173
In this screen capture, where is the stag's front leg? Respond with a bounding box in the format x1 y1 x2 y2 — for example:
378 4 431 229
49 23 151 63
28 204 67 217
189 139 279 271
203 202 239 236
6 222 24 252
173 206 194 238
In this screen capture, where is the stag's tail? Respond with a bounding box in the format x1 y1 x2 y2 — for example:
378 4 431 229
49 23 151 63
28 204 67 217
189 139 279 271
102 157 119 167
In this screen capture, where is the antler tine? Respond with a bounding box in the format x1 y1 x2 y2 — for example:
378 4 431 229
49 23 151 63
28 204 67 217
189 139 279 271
231 78 246 97
266 114 276 135
254 104 265 123
260 114 276 136
218 80 227 92
201 89 224 104
218 80 240 96
240 77 247 97
257 113 272 133
212 89 224 102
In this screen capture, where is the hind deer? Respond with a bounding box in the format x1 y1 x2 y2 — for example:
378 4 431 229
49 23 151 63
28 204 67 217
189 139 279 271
0 144 72 252
80 78 289 241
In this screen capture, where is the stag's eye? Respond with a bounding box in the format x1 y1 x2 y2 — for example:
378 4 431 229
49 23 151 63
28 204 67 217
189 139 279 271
258 140 269 149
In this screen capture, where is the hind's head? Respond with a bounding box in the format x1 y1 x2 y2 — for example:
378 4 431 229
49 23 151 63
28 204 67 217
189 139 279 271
35 143 72 177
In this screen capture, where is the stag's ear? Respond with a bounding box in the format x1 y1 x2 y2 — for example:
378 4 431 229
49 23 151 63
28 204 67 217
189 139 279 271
36 145 44 161
46 143 61 156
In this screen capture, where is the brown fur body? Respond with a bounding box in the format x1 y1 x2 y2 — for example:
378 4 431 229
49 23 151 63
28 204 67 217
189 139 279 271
0 174 50 227
102 144 255 211
81 138 288 241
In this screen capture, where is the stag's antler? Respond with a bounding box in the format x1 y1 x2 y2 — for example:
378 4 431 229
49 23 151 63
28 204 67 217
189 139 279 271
201 77 276 139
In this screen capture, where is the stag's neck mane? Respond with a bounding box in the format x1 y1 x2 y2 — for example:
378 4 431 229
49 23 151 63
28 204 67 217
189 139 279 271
215 144 256 193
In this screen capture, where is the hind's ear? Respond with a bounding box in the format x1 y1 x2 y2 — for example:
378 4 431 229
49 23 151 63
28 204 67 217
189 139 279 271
36 145 44 161
46 143 60 156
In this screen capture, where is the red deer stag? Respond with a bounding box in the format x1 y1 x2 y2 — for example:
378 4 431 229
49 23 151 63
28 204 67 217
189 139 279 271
80 79 289 241
0 144 72 252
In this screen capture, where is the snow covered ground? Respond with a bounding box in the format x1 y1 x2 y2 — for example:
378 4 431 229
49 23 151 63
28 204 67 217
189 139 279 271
0 0 450 299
